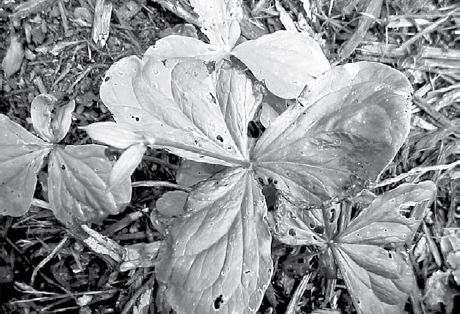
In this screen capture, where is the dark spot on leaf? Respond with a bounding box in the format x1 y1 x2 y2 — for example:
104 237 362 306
288 228 297 236
314 226 324 234
61 164 66 170
205 61 216 73
213 294 224 310
244 269 251 274
216 135 223 142
104 76 110 82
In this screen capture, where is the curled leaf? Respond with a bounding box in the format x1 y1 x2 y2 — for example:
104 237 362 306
31 94 75 143
0 115 51 216
232 30 330 99
47 144 131 225
156 168 272 314
253 62 413 206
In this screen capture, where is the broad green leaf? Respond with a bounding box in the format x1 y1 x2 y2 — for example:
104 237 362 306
232 30 330 99
176 160 226 187
0 115 51 216
156 168 272 314
98 57 261 166
47 144 131 225
31 94 75 143
252 62 413 206
333 247 415 314
190 0 242 50
145 35 227 62
338 181 437 245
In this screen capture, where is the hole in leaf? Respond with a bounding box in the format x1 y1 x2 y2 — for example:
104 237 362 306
213 294 224 310
216 135 223 142
104 76 110 82
314 226 324 234
61 164 66 170
288 228 297 237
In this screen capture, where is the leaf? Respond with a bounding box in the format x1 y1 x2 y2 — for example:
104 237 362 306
2 35 24 77
98 57 261 166
81 122 146 149
47 144 131 225
252 62 413 206
330 181 437 314
108 143 147 190
155 190 188 217
333 247 415 314
145 35 227 62
156 168 272 314
31 94 75 143
0 115 51 216
270 195 325 246
216 63 260 158
232 30 330 99
338 181 437 245
190 0 242 50
176 160 226 187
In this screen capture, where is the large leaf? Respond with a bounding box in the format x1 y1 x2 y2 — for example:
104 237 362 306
0 115 51 216
156 168 272 314
144 35 227 63
232 30 330 99
252 62 413 206
98 57 261 166
338 181 437 245
31 94 75 143
47 144 131 225
190 0 242 50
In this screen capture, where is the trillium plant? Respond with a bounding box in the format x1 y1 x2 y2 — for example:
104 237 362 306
0 0 437 313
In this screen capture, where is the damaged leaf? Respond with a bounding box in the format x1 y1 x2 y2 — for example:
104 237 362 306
273 182 437 314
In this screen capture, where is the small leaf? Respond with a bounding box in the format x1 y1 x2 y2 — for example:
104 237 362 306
2 35 24 77
0 115 51 216
270 195 325 246
190 0 242 50
156 168 272 314
145 35 227 62
156 190 188 217
31 94 75 143
333 247 415 314
176 160 226 187
47 144 131 225
253 62 413 206
338 181 437 245
108 143 146 190
232 30 330 99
